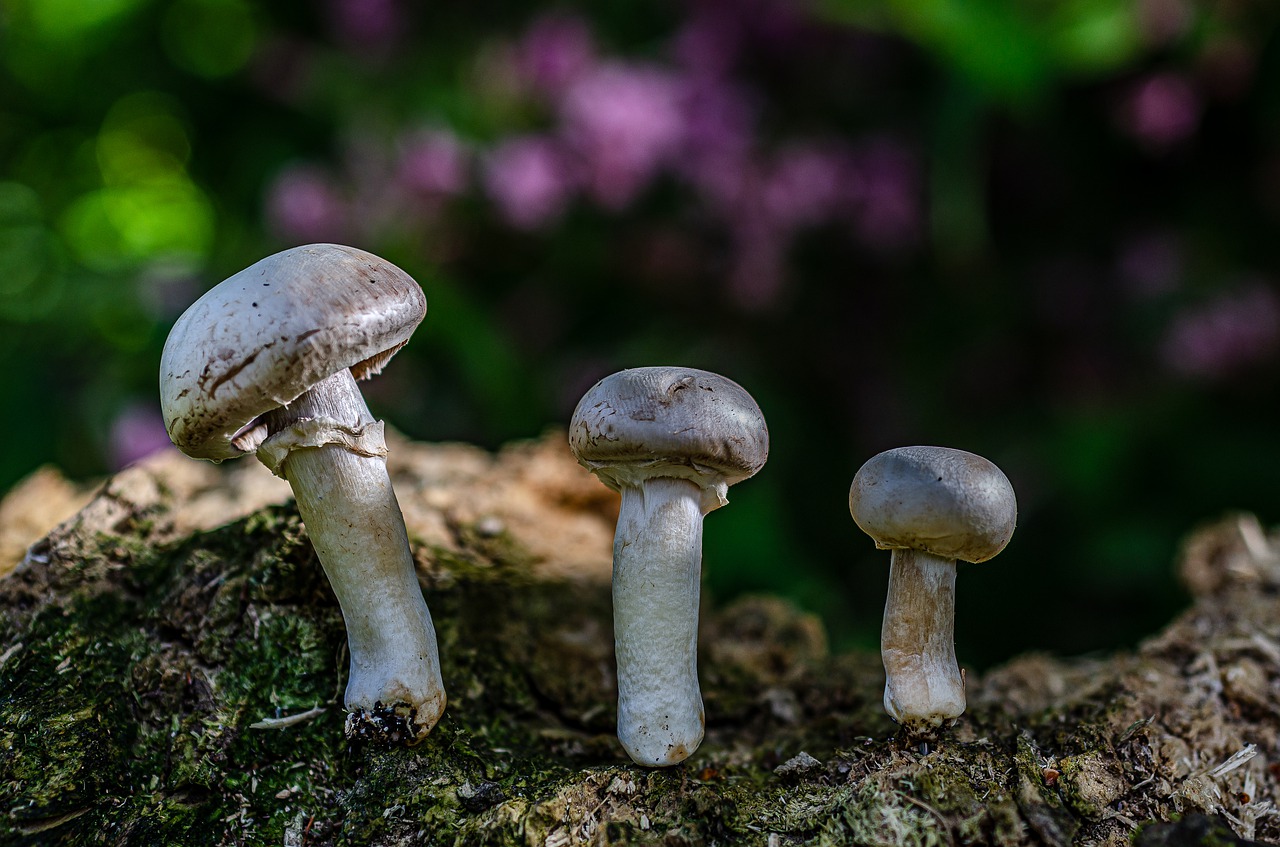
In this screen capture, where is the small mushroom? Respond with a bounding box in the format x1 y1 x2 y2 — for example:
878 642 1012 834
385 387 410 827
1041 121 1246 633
849 446 1016 732
159 243 444 743
569 367 769 766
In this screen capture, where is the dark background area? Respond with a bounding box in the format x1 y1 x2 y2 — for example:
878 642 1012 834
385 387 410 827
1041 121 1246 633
2 0 1277 666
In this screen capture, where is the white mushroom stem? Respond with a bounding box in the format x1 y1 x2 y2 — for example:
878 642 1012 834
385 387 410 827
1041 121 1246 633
612 476 706 766
263 368 445 741
881 548 965 731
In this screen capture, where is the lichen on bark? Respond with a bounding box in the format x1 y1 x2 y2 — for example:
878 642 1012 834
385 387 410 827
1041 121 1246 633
1 432 1278 845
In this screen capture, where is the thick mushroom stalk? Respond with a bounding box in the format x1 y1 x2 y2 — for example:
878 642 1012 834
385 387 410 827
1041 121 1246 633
849 445 1016 737
612 477 706 766
880 549 964 729
262 368 445 743
160 244 440 743
569 366 768 767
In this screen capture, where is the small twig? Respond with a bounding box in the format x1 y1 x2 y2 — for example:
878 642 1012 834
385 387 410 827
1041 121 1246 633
1100 808 1139 830
1208 744 1257 778
0 642 22 666
15 808 90 835
1235 514 1273 562
1249 632 1280 663
249 705 327 730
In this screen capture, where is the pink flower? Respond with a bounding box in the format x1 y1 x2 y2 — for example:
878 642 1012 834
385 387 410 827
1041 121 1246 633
1160 284 1280 379
326 0 403 52
762 143 849 229
109 405 171 470
398 130 470 196
676 76 758 207
483 135 578 230
264 165 349 242
1119 72 1201 150
846 138 922 251
671 8 744 79
560 62 686 209
515 14 597 97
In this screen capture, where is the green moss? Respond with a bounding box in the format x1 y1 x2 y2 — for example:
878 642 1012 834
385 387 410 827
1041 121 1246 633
0 509 344 844
2 499 1274 844
2 502 635 844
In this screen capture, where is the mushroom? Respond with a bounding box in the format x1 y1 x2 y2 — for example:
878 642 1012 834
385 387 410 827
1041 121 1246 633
848 446 1016 733
569 367 769 766
159 243 444 743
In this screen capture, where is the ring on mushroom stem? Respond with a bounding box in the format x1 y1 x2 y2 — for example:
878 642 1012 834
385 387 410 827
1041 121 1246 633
569 366 769 767
159 243 445 744
849 446 1016 736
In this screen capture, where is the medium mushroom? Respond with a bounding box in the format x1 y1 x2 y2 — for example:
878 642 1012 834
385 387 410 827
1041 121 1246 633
159 243 444 743
569 366 768 766
848 446 1016 733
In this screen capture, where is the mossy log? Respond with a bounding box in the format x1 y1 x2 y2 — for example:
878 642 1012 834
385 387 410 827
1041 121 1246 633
1 432 1278 846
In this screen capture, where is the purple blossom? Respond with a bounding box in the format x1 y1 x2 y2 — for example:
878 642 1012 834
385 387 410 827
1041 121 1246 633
515 14 597 98
846 138 923 251
326 0 403 52
679 0 808 56
398 129 471 196
109 405 171 470
265 165 349 242
560 62 687 209
483 135 578 230
738 0 809 55
1160 283 1280 379
762 143 849 229
1119 72 1202 150
685 147 755 217
671 8 744 79
338 135 416 240
679 76 757 159
674 76 758 209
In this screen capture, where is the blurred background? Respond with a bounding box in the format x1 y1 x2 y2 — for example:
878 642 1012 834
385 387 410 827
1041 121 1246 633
2 0 1278 667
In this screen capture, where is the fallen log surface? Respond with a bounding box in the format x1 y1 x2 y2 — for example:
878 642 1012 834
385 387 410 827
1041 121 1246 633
1 431 1277 846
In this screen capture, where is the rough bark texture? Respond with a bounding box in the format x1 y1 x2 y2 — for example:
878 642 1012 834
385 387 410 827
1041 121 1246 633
1 431 1278 846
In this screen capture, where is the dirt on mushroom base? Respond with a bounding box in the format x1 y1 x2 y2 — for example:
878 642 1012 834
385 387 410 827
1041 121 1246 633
0 431 1278 846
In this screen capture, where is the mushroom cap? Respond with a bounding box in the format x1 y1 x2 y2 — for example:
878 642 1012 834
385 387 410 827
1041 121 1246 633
160 244 426 462
849 446 1016 563
568 366 769 497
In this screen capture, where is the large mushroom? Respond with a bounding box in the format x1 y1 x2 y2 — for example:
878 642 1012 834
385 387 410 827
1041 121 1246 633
849 446 1016 733
160 243 444 743
569 366 769 766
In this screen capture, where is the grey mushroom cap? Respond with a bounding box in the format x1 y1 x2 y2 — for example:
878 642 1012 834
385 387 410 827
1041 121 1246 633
569 366 769 495
159 244 426 462
849 446 1016 563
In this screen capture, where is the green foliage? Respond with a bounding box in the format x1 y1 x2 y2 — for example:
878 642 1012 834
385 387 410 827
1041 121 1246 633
822 0 1147 104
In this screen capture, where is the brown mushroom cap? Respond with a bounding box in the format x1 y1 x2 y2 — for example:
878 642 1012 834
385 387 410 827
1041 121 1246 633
849 446 1016 563
569 366 769 493
159 244 425 462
